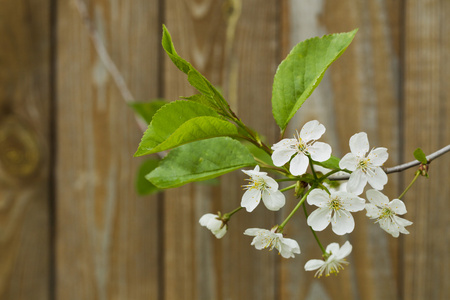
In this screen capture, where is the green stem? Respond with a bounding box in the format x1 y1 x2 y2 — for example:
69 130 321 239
302 202 326 254
222 206 243 221
278 188 314 232
308 155 318 180
279 184 297 193
398 171 421 200
276 178 300 182
319 169 342 181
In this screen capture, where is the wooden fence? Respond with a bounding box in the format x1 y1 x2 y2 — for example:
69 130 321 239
0 0 448 299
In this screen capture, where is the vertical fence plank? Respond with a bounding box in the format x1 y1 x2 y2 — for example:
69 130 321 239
163 1 280 299
56 0 161 299
403 0 450 299
280 1 402 299
0 1 50 299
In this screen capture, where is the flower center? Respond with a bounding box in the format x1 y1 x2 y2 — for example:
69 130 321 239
329 197 342 211
243 176 268 191
379 207 395 219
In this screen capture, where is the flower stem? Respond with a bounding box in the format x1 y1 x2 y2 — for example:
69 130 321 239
278 188 314 232
398 171 421 200
222 206 243 220
319 169 342 181
302 202 326 254
308 155 318 180
279 184 297 193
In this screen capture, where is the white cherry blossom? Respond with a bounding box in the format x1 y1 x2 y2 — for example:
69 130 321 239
244 227 300 258
271 120 332 176
199 213 227 239
365 189 412 238
304 241 352 277
241 165 285 212
339 132 388 195
307 189 365 235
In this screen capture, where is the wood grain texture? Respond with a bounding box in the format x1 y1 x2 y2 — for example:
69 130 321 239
0 0 51 299
163 0 280 299
403 0 449 299
280 1 402 299
56 0 161 299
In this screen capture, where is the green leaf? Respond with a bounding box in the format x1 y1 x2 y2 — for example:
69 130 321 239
313 155 341 170
272 29 358 130
135 101 238 157
136 158 161 195
244 141 274 167
147 137 256 189
129 100 167 124
413 148 427 164
181 94 220 110
161 25 228 113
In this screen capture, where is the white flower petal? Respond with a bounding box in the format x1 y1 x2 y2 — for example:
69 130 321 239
300 120 325 142
307 189 330 207
263 175 279 190
307 207 332 231
339 153 358 171
271 148 296 167
278 238 301 258
309 142 332 162
367 147 389 166
349 132 369 157
243 228 260 236
366 189 389 206
365 203 380 218
304 259 325 271
379 218 399 237
331 210 355 235
241 188 261 212
367 167 388 190
337 192 366 212
290 153 309 175
214 225 227 239
394 215 413 227
336 241 352 259
199 213 216 226
389 199 407 215
346 169 368 195
262 190 286 211
325 242 340 254
272 138 296 150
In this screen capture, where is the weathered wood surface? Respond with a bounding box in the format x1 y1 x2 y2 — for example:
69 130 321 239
0 0 448 299
403 0 450 299
55 0 161 299
280 1 403 299
0 0 51 299
163 1 279 299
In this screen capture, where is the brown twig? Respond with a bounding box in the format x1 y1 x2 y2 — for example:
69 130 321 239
329 145 450 181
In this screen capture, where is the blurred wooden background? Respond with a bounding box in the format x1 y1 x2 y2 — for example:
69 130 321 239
0 0 448 299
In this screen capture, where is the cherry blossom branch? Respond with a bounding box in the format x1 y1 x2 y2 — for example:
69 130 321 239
329 144 450 181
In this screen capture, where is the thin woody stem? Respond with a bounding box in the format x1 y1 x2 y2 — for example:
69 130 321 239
329 145 450 181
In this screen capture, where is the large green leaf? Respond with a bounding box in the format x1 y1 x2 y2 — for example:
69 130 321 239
147 137 256 188
129 100 167 124
136 158 161 195
161 25 229 113
272 29 358 130
135 101 238 156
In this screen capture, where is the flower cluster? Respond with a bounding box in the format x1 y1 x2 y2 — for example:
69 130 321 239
199 120 413 277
